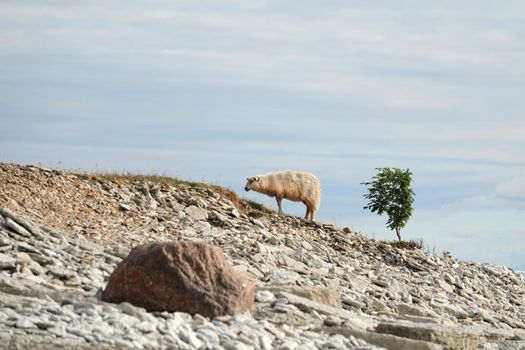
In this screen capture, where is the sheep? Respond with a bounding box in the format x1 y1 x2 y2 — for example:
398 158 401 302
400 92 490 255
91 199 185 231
244 171 321 221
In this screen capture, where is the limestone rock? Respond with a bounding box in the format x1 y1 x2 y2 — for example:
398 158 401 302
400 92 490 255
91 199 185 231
289 286 342 309
0 252 16 270
2 163 525 350
324 315 342 327
375 321 482 350
184 205 208 221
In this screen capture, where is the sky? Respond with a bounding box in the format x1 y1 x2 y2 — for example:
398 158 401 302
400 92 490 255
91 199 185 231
1 1 524 270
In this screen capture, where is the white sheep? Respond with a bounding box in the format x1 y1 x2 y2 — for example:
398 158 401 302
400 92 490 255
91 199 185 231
244 171 321 221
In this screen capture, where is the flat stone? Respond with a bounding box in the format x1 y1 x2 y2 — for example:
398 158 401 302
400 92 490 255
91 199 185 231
436 279 454 293
177 326 204 349
288 286 342 309
442 304 468 320
278 292 376 331
223 340 254 350
48 267 76 280
269 268 300 284
136 321 156 333
272 303 298 313
376 321 482 350
255 290 276 303
371 299 390 313
184 206 209 221
372 278 389 288
398 303 438 318
323 315 342 327
35 320 56 330
279 340 299 350
0 253 16 270
328 327 444 350
119 203 132 211
0 208 42 237
16 318 36 329
5 217 31 237
342 295 366 310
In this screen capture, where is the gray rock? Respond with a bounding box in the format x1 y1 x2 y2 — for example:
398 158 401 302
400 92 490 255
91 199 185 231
442 304 468 320
279 340 298 350
269 268 300 284
116 302 150 321
195 327 220 343
258 335 273 350
184 206 209 221
2 169 525 350
223 340 255 350
272 303 298 313
136 321 156 333
4 218 32 237
119 203 132 211
255 290 276 303
397 303 437 318
323 315 342 327
177 325 204 348
35 320 55 330
15 317 36 329
331 327 443 350
1 208 43 238
342 294 366 310
48 322 67 337
376 321 481 350
0 253 16 270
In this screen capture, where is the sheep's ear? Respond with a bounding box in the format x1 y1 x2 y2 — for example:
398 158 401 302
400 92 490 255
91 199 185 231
254 176 260 182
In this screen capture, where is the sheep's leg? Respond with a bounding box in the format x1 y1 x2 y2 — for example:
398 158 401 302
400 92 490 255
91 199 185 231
276 196 283 215
304 205 310 220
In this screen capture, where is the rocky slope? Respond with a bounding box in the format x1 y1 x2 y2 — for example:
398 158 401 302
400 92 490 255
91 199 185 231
0 162 524 350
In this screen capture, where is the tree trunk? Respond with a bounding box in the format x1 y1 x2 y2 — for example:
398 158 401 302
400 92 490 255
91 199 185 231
395 227 401 241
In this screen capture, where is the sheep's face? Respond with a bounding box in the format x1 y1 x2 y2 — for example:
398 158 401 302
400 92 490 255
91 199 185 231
244 176 260 192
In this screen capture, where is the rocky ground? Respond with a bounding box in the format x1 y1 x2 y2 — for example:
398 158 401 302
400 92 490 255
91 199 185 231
0 162 524 350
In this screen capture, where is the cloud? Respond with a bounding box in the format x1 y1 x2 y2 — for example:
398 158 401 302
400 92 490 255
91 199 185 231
439 194 519 212
3 1 525 112
497 172 525 199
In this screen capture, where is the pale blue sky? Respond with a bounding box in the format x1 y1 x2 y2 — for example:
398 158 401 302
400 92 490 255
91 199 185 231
1 1 524 270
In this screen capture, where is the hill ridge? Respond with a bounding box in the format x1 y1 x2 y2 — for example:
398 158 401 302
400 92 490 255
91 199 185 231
1 162 524 349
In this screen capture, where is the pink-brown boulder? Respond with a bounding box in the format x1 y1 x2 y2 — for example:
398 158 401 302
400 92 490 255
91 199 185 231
101 240 255 317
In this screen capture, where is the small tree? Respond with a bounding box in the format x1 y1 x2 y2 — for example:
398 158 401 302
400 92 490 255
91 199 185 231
362 167 415 241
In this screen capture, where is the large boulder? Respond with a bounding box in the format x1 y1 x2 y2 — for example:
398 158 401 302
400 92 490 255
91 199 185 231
101 240 255 318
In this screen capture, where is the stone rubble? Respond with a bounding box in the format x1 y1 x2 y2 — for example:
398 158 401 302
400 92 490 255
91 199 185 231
0 162 525 349
0 208 381 350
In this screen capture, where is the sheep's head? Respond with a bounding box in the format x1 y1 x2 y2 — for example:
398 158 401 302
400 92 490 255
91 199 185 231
244 176 260 192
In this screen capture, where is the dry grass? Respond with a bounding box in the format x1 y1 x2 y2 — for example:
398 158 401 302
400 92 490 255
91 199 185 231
210 185 274 218
76 171 273 218
82 172 204 188
384 238 425 250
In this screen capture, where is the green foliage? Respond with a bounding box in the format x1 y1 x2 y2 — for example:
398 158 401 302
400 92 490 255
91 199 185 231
362 167 415 241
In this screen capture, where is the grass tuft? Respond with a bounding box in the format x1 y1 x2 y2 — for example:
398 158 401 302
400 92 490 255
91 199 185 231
383 238 424 250
75 170 274 218
88 172 204 188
